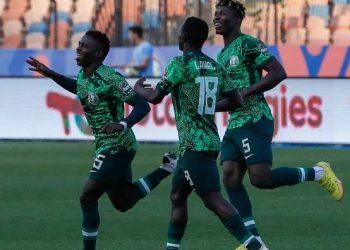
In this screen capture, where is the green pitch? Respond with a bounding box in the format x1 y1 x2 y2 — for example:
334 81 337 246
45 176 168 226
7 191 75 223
0 142 349 250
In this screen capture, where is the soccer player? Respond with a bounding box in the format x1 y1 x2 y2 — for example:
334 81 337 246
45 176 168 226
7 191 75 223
213 1 344 248
134 17 264 250
26 31 177 250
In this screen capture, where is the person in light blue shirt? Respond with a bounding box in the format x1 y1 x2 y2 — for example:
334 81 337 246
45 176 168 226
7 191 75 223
126 25 154 77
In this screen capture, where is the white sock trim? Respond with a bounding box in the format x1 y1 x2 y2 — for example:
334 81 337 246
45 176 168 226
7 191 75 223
243 235 255 247
82 230 98 237
139 178 151 194
298 168 306 182
244 220 256 227
255 236 262 243
166 242 180 248
313 166 324 181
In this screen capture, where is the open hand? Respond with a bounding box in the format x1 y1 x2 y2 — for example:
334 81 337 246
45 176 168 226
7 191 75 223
101 123 125 134
26 57 52 77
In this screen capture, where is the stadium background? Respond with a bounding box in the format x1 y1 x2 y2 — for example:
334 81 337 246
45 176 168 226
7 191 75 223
1 0 349 249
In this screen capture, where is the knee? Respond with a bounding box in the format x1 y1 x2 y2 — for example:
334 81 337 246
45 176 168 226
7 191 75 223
222 162 244 189
249 171 271 189
109 199 129 212
170 188 186 207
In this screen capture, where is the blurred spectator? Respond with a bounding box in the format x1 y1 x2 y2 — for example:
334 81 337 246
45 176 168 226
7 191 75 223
125 25 154 77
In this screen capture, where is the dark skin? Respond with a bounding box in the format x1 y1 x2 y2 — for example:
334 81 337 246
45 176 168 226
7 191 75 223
214 5 288 188
134 27 243 228
26 35 124 134
26 35 141 211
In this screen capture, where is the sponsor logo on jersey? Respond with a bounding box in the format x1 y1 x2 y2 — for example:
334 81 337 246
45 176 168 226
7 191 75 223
229 55 239 67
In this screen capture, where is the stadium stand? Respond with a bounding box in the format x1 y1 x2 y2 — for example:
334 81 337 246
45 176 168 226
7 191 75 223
0 0 348 48
330 0 350 45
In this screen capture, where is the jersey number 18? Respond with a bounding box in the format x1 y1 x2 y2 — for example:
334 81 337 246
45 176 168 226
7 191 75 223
196 76 218 115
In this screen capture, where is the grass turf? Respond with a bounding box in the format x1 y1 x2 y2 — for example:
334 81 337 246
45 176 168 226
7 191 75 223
0 141 348 250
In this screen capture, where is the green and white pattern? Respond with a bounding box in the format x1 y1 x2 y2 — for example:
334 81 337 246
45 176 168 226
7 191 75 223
217 33 275 129
77 65 137 154
156 51 235 156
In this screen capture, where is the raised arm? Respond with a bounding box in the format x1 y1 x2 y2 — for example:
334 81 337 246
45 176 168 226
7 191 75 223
26 57 77 94
240 58 287 99
134 77 166 104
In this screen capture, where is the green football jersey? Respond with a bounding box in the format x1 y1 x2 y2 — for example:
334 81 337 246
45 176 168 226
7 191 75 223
77 65 137 154
156 51 235 156
217 33 274 129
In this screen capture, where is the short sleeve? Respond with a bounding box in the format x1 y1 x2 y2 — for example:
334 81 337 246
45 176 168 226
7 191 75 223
156 58 184 95
108 70 136 103
242 37 274 67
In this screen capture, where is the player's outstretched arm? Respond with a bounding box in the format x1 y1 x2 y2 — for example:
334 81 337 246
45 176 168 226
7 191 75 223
26 57 77 94
216 90 243 112
241 58 287 99
134 77 166 104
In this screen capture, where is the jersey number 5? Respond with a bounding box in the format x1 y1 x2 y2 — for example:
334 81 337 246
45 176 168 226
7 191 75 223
196 76 219 115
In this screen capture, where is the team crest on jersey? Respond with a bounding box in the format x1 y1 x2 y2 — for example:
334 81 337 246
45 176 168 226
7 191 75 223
87 93 99 106
229 55 239 67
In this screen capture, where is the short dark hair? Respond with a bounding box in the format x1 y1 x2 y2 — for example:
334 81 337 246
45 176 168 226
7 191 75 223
129 25 143 38
216 0 246 21
182 17 208 48
85 30 110 60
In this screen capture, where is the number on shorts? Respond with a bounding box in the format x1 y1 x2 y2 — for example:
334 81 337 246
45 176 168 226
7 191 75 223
242 138 251 154
196 76 219 115
93 154 106 170
184 170 194 186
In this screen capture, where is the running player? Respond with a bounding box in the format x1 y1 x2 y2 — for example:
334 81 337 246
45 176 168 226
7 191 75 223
213 1 343 248
26 30 177 250
135 17 264 250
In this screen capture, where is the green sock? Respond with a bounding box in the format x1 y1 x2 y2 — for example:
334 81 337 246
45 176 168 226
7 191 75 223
226 185 259 236
297 167 315 182
81 202 99 250
136 168 170 196
223 214 261 249
271 167 315 187
166 222 186 249
116 168 170 211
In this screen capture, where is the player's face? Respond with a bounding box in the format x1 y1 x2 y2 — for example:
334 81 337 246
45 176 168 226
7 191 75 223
75 35 101 67
213 6 239 35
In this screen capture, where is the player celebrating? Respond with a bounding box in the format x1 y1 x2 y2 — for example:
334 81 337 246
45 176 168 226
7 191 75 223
26 31 176 250
135 17 265 250
214 1 343 248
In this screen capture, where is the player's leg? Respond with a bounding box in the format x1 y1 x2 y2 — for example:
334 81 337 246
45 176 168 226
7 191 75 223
107 152 177 212
221 133 261 239
166 184 192 250
81 150 134 249
165 156 192 250
80 179 107 250
241 118 343 200
182 150 262 250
